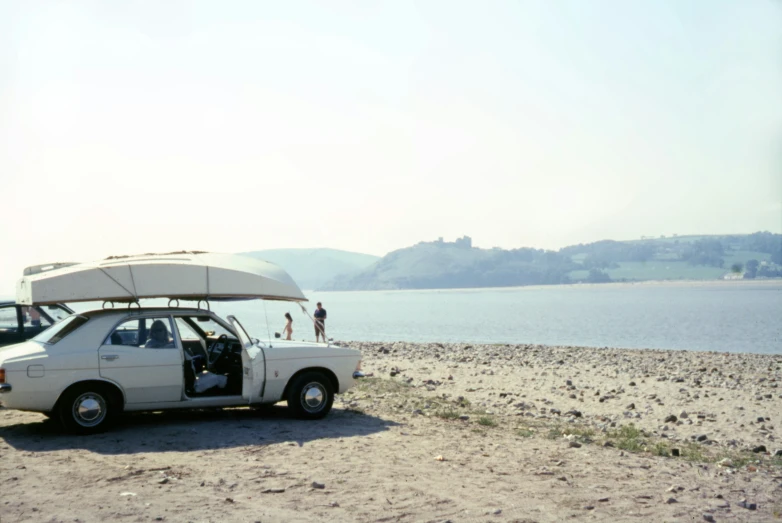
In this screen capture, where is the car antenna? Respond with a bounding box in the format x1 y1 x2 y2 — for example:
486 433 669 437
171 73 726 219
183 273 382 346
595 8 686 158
263 299 272 347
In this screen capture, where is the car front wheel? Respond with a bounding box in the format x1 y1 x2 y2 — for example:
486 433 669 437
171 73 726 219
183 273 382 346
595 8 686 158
286 372 334 420
58 385 117 435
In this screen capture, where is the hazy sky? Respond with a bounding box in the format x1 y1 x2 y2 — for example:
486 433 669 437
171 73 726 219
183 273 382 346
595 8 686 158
1 0 780 294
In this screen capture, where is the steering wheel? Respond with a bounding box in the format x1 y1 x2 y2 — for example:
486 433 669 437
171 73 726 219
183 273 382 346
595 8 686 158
208 334 230 367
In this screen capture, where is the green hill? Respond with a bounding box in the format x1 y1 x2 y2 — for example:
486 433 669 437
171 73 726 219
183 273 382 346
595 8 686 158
320 232 782 291
240 248 380 291
319 237 577 290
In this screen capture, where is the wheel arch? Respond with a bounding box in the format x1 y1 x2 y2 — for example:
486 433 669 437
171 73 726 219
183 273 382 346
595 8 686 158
281 367 338 401
53 379 126 413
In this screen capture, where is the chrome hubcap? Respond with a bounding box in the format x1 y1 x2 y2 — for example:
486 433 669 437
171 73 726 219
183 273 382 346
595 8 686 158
301 383 326 413
73 393 106 427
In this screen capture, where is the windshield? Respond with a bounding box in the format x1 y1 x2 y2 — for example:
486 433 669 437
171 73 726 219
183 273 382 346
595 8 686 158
227 315 253 348
38 304 71 324
187 315 233 338
33 315 88 344
18 304 71 331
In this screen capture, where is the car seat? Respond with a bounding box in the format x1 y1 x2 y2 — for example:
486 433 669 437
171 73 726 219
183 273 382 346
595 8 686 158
184 356 197 395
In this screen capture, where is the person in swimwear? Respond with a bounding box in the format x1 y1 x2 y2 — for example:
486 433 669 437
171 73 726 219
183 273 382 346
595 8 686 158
282 312 293 340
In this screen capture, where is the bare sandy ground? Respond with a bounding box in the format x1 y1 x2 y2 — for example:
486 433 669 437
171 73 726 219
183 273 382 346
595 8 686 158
1 342 781 523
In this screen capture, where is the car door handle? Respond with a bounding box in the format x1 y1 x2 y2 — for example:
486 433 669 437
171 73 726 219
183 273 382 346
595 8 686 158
101 355 119 361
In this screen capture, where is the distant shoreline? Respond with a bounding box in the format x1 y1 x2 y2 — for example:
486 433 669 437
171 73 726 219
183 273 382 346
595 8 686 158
314 278 782 294
3 279 780 302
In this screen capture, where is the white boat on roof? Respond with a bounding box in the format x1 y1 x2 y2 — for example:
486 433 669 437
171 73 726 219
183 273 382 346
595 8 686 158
16 251 307 305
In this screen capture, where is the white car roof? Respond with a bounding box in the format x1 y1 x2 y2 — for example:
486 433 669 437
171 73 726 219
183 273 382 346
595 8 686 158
17 252 307 305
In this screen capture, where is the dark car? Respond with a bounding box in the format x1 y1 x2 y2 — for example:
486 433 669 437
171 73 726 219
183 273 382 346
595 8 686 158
0 301 74 347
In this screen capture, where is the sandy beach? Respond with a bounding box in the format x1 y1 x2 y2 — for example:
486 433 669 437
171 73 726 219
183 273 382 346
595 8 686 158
1 342 781 522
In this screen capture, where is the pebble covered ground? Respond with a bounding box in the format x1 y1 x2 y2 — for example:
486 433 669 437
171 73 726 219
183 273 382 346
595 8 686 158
344 341 782 454
0 341 780 522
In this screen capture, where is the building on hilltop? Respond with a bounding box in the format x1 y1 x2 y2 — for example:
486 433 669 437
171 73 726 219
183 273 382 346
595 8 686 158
455 235 472 248
427 235 473 248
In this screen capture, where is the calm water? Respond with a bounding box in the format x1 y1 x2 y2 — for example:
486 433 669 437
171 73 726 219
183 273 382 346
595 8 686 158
9 281 781 354
214 282 781 355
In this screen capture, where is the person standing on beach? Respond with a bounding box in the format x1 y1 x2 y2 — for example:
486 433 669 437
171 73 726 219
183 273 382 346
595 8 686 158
314 302 327 342
28 307 41 327
282 312 293 340
21 307 41 327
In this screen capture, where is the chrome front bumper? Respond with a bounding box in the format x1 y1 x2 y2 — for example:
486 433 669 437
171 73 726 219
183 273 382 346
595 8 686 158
0 383 11 393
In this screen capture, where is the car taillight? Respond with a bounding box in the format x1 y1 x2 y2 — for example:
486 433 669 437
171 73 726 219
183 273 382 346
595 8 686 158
0 368 5 383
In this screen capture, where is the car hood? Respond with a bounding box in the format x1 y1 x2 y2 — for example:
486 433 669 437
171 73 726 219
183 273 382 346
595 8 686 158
0 341 47 364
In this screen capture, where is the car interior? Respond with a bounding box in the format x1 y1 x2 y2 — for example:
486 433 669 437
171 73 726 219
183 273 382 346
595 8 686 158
178 316 244 397
106 315 245 398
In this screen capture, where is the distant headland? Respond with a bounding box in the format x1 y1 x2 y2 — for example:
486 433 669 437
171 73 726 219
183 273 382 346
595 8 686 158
316 232 782 291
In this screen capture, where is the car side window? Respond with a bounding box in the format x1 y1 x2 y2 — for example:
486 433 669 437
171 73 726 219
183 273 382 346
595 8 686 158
174 317 209 358
175 318 202 342
0 305 20 332
21 307 53 329
104 317 176 349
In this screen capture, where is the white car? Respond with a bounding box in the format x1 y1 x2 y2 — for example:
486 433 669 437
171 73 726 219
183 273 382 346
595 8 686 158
0 253 363 434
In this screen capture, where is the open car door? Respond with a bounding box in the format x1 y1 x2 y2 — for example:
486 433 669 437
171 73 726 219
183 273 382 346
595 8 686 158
227 315 266 403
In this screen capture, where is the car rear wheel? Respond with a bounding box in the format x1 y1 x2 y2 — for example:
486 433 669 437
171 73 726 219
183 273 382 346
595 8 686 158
58 384 117 435
286 371 334 420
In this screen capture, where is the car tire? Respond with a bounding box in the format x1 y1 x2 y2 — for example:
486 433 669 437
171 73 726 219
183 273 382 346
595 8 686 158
57 384 117 435
286 371 334 420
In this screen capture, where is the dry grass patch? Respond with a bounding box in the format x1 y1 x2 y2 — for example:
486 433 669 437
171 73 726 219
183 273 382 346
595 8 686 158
547 424 595 444
477 416 497 427
436 409 460 420
606 423 644 452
